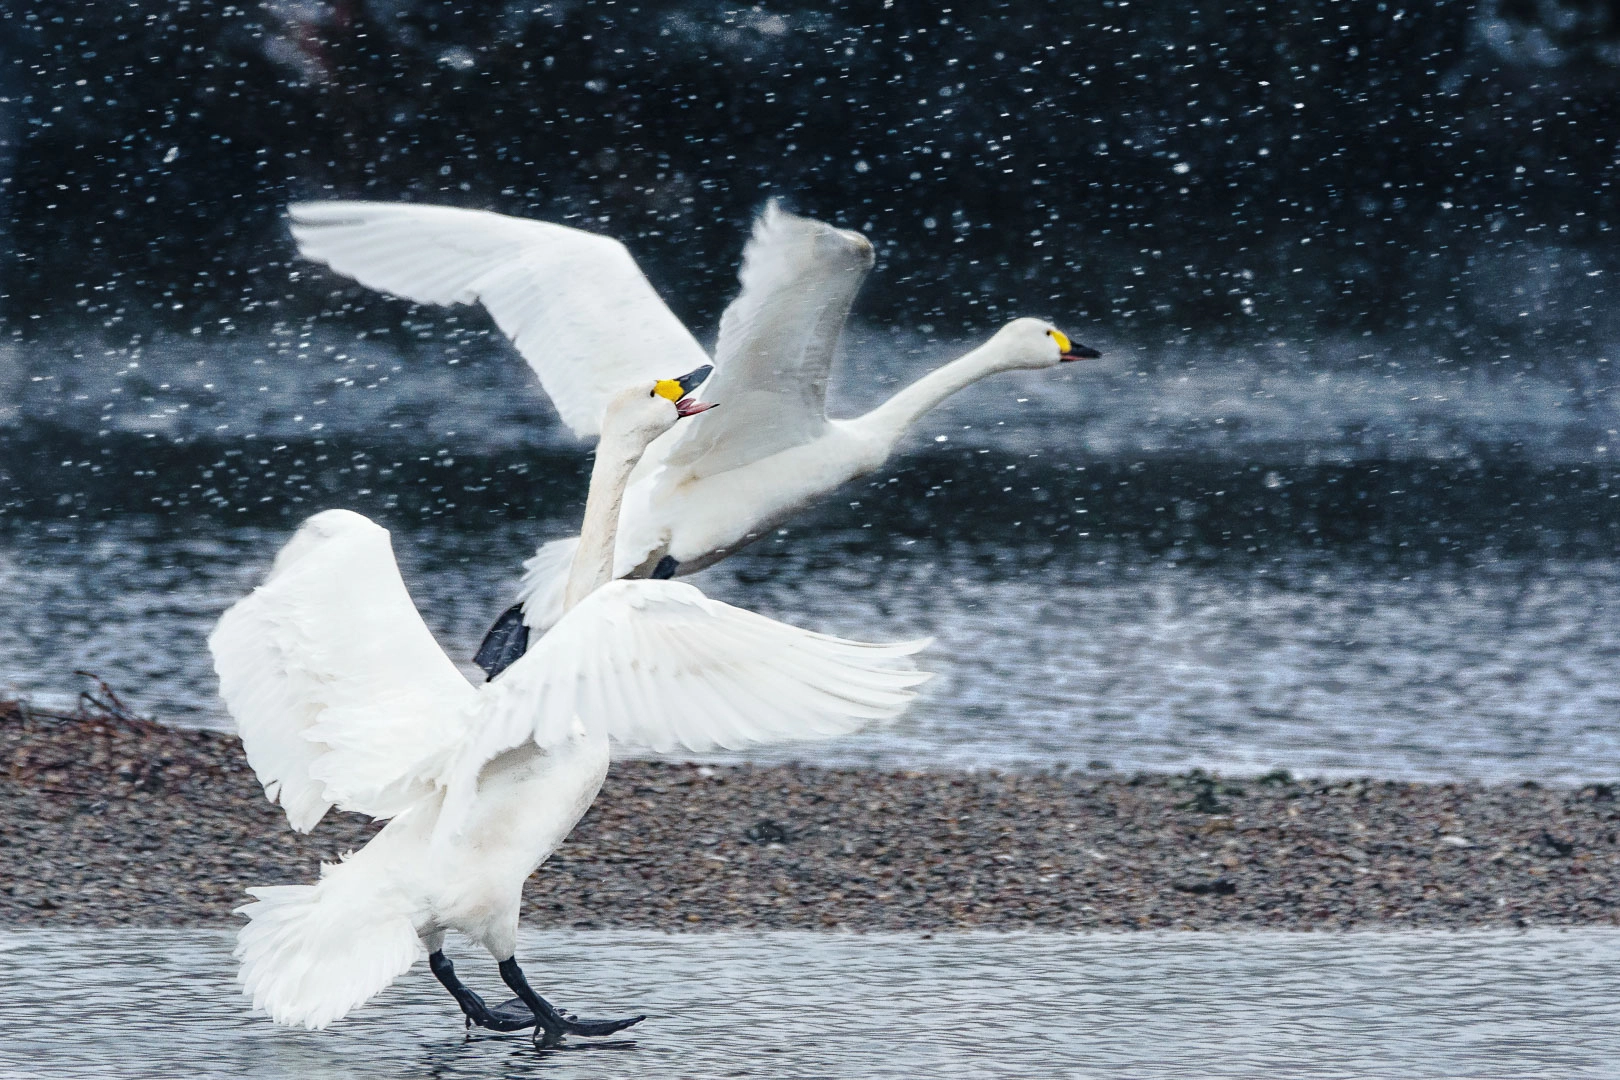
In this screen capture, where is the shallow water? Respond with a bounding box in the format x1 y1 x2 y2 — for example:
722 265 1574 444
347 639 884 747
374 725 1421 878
3 330 1619 782
3 518 1620 783
1 928 1616 1078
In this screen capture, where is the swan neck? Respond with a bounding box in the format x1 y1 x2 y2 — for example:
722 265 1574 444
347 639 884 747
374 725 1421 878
855 341 1006 445
563 428 642 612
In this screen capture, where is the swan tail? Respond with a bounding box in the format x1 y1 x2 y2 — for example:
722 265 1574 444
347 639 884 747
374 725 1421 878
234 860 423 1030
516 536 579 633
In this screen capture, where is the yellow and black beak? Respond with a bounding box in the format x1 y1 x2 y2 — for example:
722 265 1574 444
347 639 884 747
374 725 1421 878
654 364 717 417
1050 329 1101 362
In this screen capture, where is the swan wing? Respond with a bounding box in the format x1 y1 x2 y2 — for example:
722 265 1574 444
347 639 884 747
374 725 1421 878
436 578 929 834
208 510 477 832
662 201 874 478
288 201 711 437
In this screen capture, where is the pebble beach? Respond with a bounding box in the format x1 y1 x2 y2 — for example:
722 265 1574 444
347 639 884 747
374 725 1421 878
4 695 1617 933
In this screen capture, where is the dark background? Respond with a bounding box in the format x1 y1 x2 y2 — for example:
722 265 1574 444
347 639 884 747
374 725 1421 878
4 1 1620 765
3 0 1618 353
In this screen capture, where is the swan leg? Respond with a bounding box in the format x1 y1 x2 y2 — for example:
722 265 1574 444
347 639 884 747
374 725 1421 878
651 556 679 580
472 603 530 681
429 950 537 1032
497 956 646 1047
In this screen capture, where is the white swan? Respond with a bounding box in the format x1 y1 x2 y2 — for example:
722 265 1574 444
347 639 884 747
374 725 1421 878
288 199 1098 670
209 370 930 1043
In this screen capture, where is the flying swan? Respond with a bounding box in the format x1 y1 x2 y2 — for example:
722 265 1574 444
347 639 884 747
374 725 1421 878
288 198 1099 675
210 369 930 1044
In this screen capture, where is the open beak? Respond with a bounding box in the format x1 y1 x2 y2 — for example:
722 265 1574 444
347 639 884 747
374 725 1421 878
655 364 717 416
675 397 718 418
674 364 714 395
673 365 715 417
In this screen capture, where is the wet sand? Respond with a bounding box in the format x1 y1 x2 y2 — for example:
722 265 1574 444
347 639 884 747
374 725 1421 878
3 697 1617 931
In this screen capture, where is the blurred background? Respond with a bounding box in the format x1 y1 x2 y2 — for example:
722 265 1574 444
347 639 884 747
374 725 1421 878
2 0 1619 780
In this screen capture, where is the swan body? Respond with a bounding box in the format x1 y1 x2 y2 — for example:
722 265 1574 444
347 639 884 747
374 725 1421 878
289 199 1099 637
622 421 888 575
211 380 930 1037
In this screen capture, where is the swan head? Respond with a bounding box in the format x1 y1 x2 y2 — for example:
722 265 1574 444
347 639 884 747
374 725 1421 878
653 364 717 419
988 317 1102 371
601 365 717 450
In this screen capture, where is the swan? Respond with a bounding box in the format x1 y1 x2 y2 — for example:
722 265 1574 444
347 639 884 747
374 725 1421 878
208 368 930 1044
288 199 1099 675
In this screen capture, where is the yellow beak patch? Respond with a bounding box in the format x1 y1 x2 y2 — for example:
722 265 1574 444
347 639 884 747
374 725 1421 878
1049 329 1073 354
653 378 685 402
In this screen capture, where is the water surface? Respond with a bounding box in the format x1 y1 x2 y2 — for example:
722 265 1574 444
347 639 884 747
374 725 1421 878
4 515 1620 782
1 928 1616 1079
3 331 1619 782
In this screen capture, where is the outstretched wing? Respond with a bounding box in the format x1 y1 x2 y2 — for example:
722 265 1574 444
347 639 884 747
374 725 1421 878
436 578 930 834
209 509 476 832
661 201 874 478
288 201 711 438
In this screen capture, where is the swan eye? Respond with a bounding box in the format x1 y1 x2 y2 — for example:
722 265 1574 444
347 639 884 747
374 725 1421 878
1047 328 1073 354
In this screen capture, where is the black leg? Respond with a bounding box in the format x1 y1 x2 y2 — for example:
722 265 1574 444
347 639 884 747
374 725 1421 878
498 957 646 1048
429 950 536 1032
651 556 680 580
473 603 530 681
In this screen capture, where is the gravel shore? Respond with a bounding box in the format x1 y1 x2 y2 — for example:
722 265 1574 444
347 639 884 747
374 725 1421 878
3 696 1617 931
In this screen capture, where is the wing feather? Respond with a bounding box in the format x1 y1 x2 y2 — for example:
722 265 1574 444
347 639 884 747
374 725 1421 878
662 201 875 477
434 579 929 835
288 201 710 437
208 509 476 831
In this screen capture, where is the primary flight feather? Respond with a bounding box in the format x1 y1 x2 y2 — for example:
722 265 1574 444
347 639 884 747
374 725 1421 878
289 198 1099 668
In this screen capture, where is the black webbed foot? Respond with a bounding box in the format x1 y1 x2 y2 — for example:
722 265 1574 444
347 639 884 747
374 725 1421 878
473 603 529 681
432 950 644 1045
651 556 679 580
432 950 536 1032
482 996 540 1032
544 1012 646 1043
498 997 641 1040
497 956 646 1048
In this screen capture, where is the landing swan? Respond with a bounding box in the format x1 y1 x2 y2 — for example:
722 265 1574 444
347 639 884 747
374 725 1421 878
288 199 1098 672
209 369 930 1043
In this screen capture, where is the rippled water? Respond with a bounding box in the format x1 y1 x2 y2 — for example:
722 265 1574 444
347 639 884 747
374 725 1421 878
2 330 1618 781
4 518 1620 783
1 928 1616 1079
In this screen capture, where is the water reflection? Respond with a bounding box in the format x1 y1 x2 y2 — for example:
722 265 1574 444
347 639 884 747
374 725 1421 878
1 928 1616 1078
